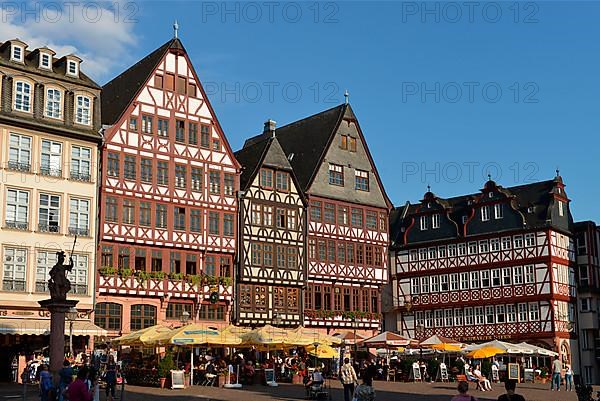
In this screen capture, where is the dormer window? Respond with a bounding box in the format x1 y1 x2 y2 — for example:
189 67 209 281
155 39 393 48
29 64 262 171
420 215 428 231
494 204 503 219
481 205 490 221
558 201 564 217
75 95 91 125
40 53 52 69
11 45 24 62
432 214 440 229
67 60 78 77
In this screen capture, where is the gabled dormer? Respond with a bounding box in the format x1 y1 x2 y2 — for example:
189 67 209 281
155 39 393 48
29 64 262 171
547 172 572 231
403 188 459 244
65 54 82 78
1 39 28 63
30 47 56 71
464 178 526 236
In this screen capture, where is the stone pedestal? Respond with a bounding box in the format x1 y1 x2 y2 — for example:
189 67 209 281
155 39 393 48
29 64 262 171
39 299 78 383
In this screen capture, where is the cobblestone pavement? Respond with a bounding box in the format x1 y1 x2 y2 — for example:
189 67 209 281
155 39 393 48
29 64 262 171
0 381 580 401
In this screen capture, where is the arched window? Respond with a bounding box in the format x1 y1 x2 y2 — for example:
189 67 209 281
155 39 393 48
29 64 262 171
94 302 122 330
46 88 62 118
75 95 91 125
130 304 156 330
14 81 32 112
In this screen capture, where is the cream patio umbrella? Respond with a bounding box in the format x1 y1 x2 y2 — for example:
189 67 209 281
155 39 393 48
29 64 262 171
286 326 343 346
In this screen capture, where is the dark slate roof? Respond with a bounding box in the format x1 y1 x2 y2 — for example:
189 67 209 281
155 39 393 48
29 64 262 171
243 104 347 192
234 138 271 191
391 178 573 246
0 40 100 89
101 38 183 125
235 135 295 191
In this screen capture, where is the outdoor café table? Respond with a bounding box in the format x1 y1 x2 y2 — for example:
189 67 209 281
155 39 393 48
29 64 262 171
193 369 206 385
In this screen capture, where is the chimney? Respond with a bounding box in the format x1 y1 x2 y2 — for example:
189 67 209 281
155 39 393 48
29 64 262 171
263 119 276 137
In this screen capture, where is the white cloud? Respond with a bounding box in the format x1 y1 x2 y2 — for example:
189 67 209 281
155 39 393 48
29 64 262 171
0 1 139 81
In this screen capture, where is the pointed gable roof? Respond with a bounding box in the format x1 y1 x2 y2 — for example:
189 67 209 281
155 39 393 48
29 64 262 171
101 38 183 125
235 135 296 191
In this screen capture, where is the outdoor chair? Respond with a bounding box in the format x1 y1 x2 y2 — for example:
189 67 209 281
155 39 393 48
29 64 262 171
387 368 396 382
202 373 217 387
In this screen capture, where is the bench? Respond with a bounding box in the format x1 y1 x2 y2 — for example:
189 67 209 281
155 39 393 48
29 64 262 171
456 374 482 390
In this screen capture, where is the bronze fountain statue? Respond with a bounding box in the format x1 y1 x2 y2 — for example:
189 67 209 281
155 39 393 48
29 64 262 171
48 251 73 302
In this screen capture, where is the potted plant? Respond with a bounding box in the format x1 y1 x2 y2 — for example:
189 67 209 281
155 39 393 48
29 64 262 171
158 353 175 389
539 367 548 383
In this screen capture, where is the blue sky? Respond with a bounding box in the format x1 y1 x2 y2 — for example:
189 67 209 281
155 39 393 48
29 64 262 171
7 1 599 221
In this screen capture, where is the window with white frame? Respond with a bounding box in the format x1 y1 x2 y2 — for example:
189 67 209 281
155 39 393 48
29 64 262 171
494 203 503 219
448 244 457 257
485 305 495 324
45 88 62 119
411 278 420 294
67 60 78 76
35 250 57 292
432 213 440 229
251 204 261 225
481 205 490 221
518 303 528 321
458 243 467 256
470 271 480 289
496 305 506 323
438 246 446 258
428 247 436 259
420 276 429 293
430 276 439 292
450 273 459 291
524 265 535 283
40 140 62 177
581 298 591 312
479 240 489 253
68 254 88 294
8 133 32 171
5 189 29 229
475 306 485 325
468 242 477 255
514 235 524 248
481 270 490 287
75 95 91 125
14 81 31 112
69 198 89 236
579 265 589 287
328 164 344 186
70 146 91 181
3 247 27 291
419 248 427 260
40 53 51 69
501 236 512 250
444 309 453 326
460 272 469 290
409 250 417 262
525 233 535 247
502 267 511 285
490 238 500 251
354 170 369 191
507 304 517 322
420 215 428 230
513 266 523 284
464 307 474 325
38 193 60 233
434 309 444 327
528 303 540 321
492 269 501 286
415 311 424 328
425 311 433 328
11 45 23 62
440 274 449 291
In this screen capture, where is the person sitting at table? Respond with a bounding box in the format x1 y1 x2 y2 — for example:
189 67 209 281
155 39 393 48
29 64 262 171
473 365 492 391
243 360 255 385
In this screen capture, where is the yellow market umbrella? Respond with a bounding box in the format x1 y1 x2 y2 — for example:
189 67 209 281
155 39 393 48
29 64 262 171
431 343 463 352
113 325 172 346
240 324 290 348
287 326 343 346
149 324 222 346
466 346 505 359
305 344 337 359
206 326 243 346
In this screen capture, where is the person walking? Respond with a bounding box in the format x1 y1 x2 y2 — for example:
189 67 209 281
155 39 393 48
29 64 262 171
340 358 358 401
68 368 95 401
39 365 53 401
498 380 526 401
550 356 562 391
105 356 118 401
59 360 74 401
353 375 375 401
451 381 478 401
564 364 574 391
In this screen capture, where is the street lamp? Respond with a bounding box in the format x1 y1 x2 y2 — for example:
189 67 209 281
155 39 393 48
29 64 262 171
181 310 191 325
66 307 78 358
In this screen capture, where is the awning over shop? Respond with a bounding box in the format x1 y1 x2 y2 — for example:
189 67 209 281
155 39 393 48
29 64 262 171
0 318 107 336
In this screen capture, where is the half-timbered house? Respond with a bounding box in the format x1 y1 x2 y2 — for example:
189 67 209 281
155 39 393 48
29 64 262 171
243 104 392 334
96 37 240 336
388 175 578 362
234 120 307 327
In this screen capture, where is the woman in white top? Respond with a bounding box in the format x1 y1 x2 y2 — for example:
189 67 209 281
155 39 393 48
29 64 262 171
564 364 574 391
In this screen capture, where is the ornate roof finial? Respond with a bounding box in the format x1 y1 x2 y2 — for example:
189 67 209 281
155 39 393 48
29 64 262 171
487 173 492 181
556 167 560 177
173 20 179 39
427 184 431 192
344 90 349 105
